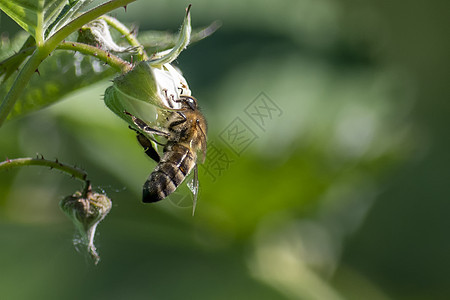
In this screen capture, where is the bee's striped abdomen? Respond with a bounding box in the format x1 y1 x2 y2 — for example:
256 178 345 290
142 143 196 203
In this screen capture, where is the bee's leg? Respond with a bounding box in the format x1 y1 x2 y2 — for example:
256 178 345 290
127 126 161 162
124 111 170 145
162 89 176 108
124 111 170 137
137 131 161 163
162 88 197 111
167 112 187 130
124 111 168 163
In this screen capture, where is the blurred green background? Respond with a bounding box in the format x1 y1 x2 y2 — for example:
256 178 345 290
1 0 449 299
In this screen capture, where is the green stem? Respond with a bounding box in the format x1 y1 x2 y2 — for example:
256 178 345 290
100 15 148 61
0 157 88 182
57 41 132 73
81 180 92 198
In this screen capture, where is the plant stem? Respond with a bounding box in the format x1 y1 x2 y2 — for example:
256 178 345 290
57 41 132 73
0 157 88 182
100 15 149 61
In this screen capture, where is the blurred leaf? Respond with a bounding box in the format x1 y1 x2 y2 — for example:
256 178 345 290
0 31 32 62
0 33 35 84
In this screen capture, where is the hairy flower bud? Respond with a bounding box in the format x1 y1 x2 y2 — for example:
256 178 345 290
78 19 131 53
60 184 112 264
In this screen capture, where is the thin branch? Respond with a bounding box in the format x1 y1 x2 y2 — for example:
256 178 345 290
0 157 88 182
57 41 132 73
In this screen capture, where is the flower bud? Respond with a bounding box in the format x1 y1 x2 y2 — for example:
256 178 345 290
60 184 112 265
103 5 193 128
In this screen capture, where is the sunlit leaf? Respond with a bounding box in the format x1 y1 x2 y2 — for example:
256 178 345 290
0 0 68 42
46 0 95 38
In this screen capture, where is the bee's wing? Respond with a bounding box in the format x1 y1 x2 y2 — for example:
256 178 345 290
167 165 199 215
187 164 199 216
196 133 207 164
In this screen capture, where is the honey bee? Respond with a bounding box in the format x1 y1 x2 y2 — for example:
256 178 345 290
124 94 207 212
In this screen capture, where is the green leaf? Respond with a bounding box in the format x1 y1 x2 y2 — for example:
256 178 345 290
1 50 116 120
148 4 192 66
46 0 95 38
0 0 70 43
